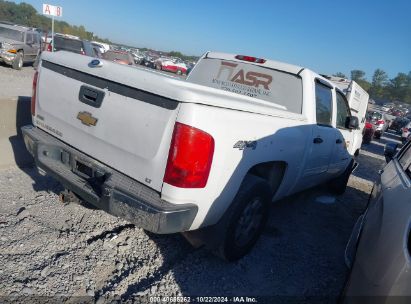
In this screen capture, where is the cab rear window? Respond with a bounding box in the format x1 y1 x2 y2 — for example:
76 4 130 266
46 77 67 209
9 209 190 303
187 58 303 114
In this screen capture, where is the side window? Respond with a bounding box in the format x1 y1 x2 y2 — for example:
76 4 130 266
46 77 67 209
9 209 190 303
315 82 333 126
336 91 351 129
26 33 34 44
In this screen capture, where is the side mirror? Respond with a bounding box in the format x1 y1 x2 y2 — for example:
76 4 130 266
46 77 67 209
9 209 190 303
384 143 398 163
346 116 359 129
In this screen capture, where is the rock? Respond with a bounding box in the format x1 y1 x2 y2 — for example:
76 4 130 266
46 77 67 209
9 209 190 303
86 288 94 297
40 266 51 277
21 287 33 295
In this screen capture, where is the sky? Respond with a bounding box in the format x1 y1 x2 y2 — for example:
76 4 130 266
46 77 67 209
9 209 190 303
14 0 411 80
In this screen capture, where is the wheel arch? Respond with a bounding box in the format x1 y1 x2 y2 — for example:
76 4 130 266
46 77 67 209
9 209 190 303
247 160 288 197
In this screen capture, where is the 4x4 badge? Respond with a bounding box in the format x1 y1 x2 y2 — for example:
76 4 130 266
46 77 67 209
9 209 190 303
77 111 98 126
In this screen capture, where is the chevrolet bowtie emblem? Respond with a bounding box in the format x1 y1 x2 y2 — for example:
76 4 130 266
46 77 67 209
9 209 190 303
77 111 98 126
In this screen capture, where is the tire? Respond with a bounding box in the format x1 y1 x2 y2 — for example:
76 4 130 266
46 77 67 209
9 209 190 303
176 69 182 75
214 175 271 261
12 51 23 70
354 149 359 157
156 64 162 70
329 160 354 195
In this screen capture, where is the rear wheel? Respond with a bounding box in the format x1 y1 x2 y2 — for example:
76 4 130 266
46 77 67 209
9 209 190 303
214 175 271 261
176 69 182 75
12 51 23 70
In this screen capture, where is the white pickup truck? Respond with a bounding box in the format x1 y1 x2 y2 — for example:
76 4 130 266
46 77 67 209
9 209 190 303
23 51 358 260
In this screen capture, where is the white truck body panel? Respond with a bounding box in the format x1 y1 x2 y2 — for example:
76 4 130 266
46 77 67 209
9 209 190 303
32 51 353 231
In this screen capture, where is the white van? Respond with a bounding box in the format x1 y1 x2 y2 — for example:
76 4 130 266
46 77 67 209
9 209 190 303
323 76 369 156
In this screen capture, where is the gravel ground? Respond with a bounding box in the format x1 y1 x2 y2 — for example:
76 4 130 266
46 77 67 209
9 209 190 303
0 140 393 302
0 63 35 98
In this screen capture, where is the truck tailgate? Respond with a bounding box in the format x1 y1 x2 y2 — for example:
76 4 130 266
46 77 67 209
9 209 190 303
35 51 180 191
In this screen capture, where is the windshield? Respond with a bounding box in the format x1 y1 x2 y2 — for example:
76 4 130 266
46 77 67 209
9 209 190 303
0 26 24 42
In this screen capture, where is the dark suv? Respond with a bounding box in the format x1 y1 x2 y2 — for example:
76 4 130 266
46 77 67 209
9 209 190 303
0 21 42 69
47 34 100 57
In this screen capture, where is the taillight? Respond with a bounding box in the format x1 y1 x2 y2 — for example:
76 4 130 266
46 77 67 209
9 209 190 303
164 122 214 188
376 120 385 125
235 55 266 64
365 122 373 129
31 71 39 116
80 49 85 55
47 43 52 52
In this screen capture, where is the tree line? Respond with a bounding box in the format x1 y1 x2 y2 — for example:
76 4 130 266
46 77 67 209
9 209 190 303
334 69 411 104
0 0 111 43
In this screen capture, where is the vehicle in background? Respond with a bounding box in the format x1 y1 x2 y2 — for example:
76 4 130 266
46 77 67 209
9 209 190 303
102 50 134 65
155 57 187 75
389 108 405 117
141 54 156 69
401 122 411 143
132 52 144 65
381 105 391 112
389 117 410 134
343 141 411 302
41 32 53 44
324 76 369 156
91 41 110 53
0 21 41 69
47 34 99 57
186 62 195 75
366 111 386 139
362 122 375 144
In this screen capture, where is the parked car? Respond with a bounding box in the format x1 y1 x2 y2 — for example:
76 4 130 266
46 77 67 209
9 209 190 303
0 21 41 69
155 57 187 75
91 41 110 53
362 121 375 144
140 54 156 69
388 108 405 117
389 117 410 134
47 34 99 57
401 122 411 143
342 141 411 302
132 52 144 65
366 111 386 139
102 50 134 65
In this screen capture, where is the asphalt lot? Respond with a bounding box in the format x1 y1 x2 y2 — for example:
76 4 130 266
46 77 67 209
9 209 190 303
0 60 402 302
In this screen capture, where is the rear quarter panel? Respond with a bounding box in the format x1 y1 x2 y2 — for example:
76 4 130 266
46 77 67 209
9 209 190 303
161 102 311 229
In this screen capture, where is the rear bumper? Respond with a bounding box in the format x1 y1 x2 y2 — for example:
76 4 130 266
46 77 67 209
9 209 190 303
21 125 197 234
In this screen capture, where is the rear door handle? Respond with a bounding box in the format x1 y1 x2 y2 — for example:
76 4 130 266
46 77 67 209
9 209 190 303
336 139 343 144
313 137 323 144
